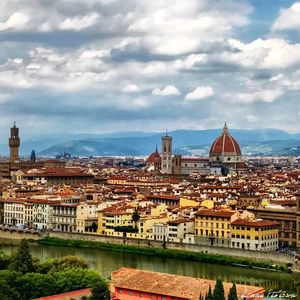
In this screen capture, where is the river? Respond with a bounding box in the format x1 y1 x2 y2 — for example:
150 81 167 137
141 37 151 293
0 238 299 298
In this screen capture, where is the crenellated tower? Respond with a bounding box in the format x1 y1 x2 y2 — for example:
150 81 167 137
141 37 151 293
9 122 20 162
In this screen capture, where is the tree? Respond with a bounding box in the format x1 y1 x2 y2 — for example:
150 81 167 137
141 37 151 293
10 239 34 274
227 282 238 300
90 281 110 300
0 270 22 300
0 251 10 270
51 268 103 294
36 256 89 274
16 273 56 300
212 279 225 300
132 209 140 229
205 285 213 300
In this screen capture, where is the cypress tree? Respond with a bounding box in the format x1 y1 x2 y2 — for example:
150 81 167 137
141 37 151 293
213 279 225 300
228 282 238 300
10 239 34 274
205 285 213 300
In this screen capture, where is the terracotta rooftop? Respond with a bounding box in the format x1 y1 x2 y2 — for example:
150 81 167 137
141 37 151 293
111 268 264 300
33 288 91 300
231 218 279 227
195 209 236 218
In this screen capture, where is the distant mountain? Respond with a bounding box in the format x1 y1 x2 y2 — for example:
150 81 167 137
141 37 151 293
0 131 157 156
37 128 300 157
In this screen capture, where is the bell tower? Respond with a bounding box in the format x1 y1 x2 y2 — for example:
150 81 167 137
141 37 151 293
161 130 172 174
9 122 20 162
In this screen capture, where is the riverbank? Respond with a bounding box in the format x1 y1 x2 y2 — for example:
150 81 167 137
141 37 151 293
37 237 291 272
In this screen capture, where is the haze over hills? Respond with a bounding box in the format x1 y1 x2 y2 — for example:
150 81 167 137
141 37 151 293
1 128 300 157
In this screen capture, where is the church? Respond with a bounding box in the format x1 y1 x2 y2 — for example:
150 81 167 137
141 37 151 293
147 123 247 176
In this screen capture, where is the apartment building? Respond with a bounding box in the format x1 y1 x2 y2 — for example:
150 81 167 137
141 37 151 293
166 219 194 243
194 209 238 247
231 219 279 251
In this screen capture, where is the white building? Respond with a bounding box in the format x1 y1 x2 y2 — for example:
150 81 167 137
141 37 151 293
167 220 194 243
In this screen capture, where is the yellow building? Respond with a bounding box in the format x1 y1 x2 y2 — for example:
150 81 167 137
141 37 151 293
97 208 134 235
230 219 279 251
194 209 238 247
179 197 199 208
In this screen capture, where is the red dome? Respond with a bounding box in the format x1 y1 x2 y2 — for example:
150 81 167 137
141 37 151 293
209 124 241 156
147 147 161 163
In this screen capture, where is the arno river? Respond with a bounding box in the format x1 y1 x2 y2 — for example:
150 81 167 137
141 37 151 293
0 238 299 298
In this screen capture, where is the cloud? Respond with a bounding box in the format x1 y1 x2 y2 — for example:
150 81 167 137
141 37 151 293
0 12 29 31
273 2 300 31
152 85 181 96
58 13 100 31
185 86 214 101
229 89 284 104
122 84 139 92
222 38 300 69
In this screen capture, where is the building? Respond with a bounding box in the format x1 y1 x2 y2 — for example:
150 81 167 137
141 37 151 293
147 123 246 176
9 122 20 162
3 199 25 226
76 202 99 233
146 146 161 173
166 219 194 242
231 218 279 251
111 268 264 300
194 209 238 247
52 203 77 232
161 133 172 174
209 123 246 174
248 195 300 248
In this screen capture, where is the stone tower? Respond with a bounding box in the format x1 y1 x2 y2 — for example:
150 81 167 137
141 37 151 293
9 122 20 162
161 131 172 174
31 150 36 162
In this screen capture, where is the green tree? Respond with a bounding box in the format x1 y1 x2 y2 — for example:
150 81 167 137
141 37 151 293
36 256 89 274
90 281 110 300
212 279 225 300
10 240 35 274
205 285 213 300
0 251 10 270
227 282 238 300
16 273 56 300
51 268 103 294
0 270 22 300
132 209 140 229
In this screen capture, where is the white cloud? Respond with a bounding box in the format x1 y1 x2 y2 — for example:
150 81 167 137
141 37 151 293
224 38 300 69
58 13 100 31
185 86 214 101
0 12 29 31
230 89 284 104
152 85 181 96
127 1 251 55
246 115 258 123
122 84 139 93
174 54 207 70
273 2 300 31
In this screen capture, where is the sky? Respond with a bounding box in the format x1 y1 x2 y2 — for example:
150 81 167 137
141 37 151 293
0 0 300 138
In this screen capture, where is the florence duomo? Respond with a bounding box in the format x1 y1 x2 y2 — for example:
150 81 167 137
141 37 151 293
147 123 247 176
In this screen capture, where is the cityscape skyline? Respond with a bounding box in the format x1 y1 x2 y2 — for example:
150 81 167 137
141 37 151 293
0 0 300 137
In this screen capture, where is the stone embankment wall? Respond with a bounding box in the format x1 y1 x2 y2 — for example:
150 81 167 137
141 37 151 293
0 229 293 264
0 228 41 240
47 231 293 264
